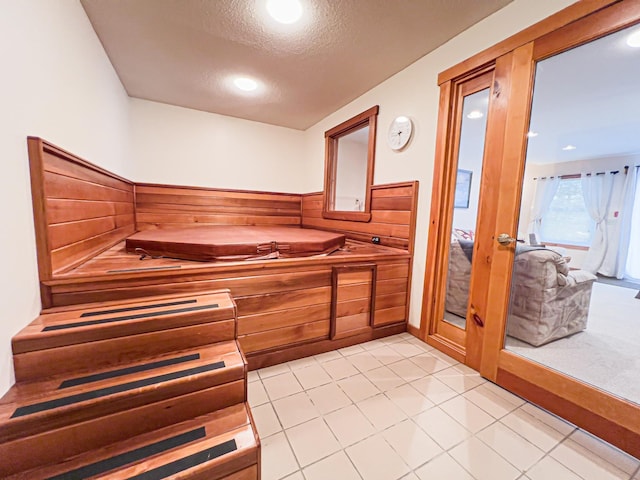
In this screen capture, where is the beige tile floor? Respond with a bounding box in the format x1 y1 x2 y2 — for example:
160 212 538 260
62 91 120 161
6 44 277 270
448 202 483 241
248 333 640 480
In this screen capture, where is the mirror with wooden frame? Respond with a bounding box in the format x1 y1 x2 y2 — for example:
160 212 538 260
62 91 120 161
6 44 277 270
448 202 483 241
323 106 379 221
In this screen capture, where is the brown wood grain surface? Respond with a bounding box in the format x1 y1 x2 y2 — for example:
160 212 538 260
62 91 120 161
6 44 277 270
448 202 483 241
302 182 418 251
25 138 414 363
0 382 245 477
135 184 302 232
10 404 255 480
238 319 330 353
28 138 136 280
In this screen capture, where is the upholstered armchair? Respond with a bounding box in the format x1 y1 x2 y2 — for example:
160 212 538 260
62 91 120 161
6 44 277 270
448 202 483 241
445 242 597 346
506 247 597 346
445 239 473 318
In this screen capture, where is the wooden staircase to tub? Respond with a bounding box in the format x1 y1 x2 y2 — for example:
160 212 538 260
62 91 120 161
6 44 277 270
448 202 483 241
0 289 260 479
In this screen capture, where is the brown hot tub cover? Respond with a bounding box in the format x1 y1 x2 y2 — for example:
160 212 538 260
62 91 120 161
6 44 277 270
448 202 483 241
125 226 346 261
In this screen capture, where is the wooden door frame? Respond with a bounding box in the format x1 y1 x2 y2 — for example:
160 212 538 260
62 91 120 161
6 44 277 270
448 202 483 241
419 68 495 365
420 0 640 457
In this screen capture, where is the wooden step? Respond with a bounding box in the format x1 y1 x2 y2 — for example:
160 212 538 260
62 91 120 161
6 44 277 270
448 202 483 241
6 403 259 480
13 290 236 354
0 382 246 477
13 320 239 383
0 341 246 445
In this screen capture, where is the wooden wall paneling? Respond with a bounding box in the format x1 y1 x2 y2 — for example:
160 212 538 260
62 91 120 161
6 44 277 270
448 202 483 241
238 304 331 336
235 278 334 353
27 138 54 284
374 261 409 326
302 181 418 251
238 320 330 353
246 322 407 370
46 199 134 224
43 171 133 203
134 184 302 231
330 264 376 339
235 286 331 316
27 137 136 280
42 255 409 357
50 227 136 275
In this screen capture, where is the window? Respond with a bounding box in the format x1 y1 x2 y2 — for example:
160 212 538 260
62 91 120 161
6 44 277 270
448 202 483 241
323 105 378 222
540 178 594 246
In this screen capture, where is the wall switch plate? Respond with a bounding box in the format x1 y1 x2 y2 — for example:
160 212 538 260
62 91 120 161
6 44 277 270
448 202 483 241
371 236 381 244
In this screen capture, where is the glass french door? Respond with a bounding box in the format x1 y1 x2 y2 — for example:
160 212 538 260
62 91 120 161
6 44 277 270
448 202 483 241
479 3 640 458
420 69 498 368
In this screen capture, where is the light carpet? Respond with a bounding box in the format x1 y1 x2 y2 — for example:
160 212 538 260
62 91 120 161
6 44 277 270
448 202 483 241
506 282 640 406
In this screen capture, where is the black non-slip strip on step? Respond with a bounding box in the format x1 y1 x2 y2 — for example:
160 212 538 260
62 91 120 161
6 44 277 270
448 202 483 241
127 439 238 480
46 427 207 480
12 361 226 418
42 304 220 332
59 353 202 389
107 266 182 273
80 299 197 318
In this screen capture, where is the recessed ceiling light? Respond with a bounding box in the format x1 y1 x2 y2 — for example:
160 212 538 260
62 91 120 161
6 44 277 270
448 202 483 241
627 30 640 48
266 0 303 24
233 77 258 92
467 110 483 119
527 131 538 137
562 144 577 151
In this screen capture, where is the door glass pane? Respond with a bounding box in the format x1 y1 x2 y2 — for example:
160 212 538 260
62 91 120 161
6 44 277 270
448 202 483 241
505 24 640 405
443 88 490 329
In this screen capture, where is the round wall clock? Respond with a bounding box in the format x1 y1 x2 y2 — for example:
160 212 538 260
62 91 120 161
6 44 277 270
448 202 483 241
387 116 413 151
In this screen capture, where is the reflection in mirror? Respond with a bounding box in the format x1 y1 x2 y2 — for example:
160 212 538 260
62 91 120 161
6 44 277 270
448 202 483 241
323 106 378 221
505 24 640 405
334 124 369 211
443 87 490 330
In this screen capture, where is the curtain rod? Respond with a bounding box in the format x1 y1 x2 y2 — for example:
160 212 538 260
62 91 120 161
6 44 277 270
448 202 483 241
533 165 629 180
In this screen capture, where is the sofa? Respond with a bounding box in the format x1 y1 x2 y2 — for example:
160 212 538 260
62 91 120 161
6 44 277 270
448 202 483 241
445 240 597 346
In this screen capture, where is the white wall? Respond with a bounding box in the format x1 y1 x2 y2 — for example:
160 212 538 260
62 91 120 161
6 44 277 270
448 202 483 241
0 0 131 395
130 99 308 193
335 136 368 211
303 0 577 328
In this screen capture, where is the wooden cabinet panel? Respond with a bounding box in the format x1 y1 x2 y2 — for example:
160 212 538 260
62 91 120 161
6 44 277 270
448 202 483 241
331 265 375 339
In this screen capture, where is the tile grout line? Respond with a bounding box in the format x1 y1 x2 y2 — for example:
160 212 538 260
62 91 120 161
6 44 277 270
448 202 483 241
252 335 639 480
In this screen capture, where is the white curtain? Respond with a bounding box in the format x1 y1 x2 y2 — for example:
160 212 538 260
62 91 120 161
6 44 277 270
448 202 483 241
529 176 560 238
625 166 640 279
599 171 629 277
581 172 615 274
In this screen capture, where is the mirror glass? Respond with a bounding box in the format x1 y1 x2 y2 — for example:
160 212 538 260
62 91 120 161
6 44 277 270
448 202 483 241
505 24 640 405
443 87 490 329
333 124 370 211
323 106 378 221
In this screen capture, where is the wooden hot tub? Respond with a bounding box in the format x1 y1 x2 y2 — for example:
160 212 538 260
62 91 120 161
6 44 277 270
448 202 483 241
27 137 418 368
126 225 346 261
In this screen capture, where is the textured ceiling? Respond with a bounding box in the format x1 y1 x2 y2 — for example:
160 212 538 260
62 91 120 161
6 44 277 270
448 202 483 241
80 0 513 130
